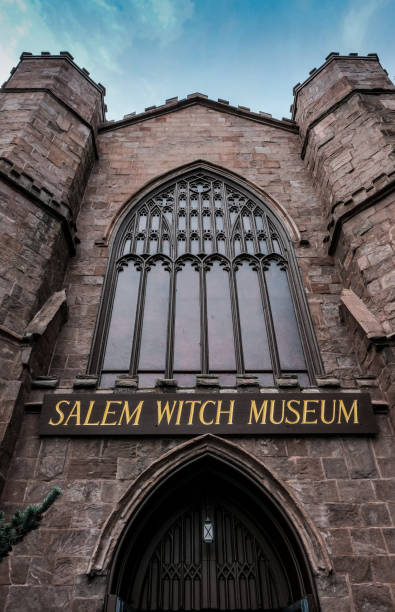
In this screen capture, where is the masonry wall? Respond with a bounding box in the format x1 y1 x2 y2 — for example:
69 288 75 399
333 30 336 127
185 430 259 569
0 54 394 612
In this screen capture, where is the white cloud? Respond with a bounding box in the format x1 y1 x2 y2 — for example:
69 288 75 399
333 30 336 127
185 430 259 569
0 0 195 85
341 0 388 48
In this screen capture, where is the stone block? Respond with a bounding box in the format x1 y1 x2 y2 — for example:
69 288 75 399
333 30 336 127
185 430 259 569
361 503 391 526
323 458 348 479
351 528 386 554
6 584 73 611
10 557 30 585
67 458 117 479
352 584 393 612
382 528 395 553
327 503 361 527
333 555 372 583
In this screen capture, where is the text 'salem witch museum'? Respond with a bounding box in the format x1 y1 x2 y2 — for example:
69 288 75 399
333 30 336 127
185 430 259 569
0 50 394 611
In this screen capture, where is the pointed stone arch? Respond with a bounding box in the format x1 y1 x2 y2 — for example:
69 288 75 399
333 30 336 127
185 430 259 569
88 162 324 381
89 434 331 610
103 160 302 246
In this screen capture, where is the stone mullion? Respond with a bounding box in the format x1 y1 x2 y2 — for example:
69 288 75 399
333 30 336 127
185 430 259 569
128 261 147 376
259 261 281 378
165 263 176 379
230 263 244 375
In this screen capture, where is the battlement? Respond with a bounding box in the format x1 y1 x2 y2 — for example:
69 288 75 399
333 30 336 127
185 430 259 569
291 52 395 135
101 91 297 133
3 51 107 128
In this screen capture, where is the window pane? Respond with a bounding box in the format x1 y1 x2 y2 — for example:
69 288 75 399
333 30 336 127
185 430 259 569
173 373 197 387
174 261 201 370
204 236 212 253
100 373 122 388
206 260 236 371
246 238 254 254
251 373 274 386
123 239 131 255
138 373 159 388
139 262 170 370
136 236 145 254
255 214 264 230
259 237 267 254
138 214 147 231
236 261 271 370
191 237 199 254
265 263 306 370
242 214 251 231
102 262 140 370
191 215 198 231
273 238 282 254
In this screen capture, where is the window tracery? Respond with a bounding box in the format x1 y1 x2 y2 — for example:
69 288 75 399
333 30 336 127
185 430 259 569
90 170 321 388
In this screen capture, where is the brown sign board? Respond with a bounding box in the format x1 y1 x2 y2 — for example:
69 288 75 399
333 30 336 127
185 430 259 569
39 392 378 436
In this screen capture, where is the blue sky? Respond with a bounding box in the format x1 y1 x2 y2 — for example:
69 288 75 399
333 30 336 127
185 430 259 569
0 0 394 121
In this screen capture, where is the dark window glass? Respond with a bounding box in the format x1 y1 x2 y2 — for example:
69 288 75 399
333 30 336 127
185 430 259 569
174 261 201 371
236 261 271 371
94 171 317 388
206 260 236 371
265 262 306 371
139 261 170 371
102 261 140 370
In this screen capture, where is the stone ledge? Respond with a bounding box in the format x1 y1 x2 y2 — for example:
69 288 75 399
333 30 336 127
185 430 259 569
73 375 99 390
115 375 138 390
340 289 386 341
32 377 59 390
236 375 260 388
275 375 300 389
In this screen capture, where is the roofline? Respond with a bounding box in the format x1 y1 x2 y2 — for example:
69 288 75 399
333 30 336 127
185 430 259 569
99 94 298 134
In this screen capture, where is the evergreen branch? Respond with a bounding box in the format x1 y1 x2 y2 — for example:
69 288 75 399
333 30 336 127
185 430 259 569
0 487 62 561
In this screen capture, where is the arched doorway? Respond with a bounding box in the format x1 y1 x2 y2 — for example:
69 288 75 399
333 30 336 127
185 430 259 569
106 456 318 611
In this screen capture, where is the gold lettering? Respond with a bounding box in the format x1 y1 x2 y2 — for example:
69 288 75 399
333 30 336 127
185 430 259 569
185 400 201 425
215 400 234 425
248 400 268 424
338 399 359 424
270 399 285 425
64 401 81 426
285 399 301 424
175 401 184 425
118 400 143 426
83 400 100 425
320 399 336 425
100 400 121 425
49 400 68 426
301 399 318 424
199 400 215 425
157 400 178 425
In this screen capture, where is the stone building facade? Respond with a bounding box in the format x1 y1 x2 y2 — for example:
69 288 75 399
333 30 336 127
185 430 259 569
0 51 394 611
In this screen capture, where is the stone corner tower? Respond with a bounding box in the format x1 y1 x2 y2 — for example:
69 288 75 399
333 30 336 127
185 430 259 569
292 52 395 410
0 52 105 492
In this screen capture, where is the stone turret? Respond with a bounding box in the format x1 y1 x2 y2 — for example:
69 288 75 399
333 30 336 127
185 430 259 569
0 53 105 492
293 53 395 407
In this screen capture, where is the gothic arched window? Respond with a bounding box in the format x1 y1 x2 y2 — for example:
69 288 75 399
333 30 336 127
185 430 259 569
89 170 321 388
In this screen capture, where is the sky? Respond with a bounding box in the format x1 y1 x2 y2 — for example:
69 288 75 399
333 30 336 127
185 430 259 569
0 0 394 122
